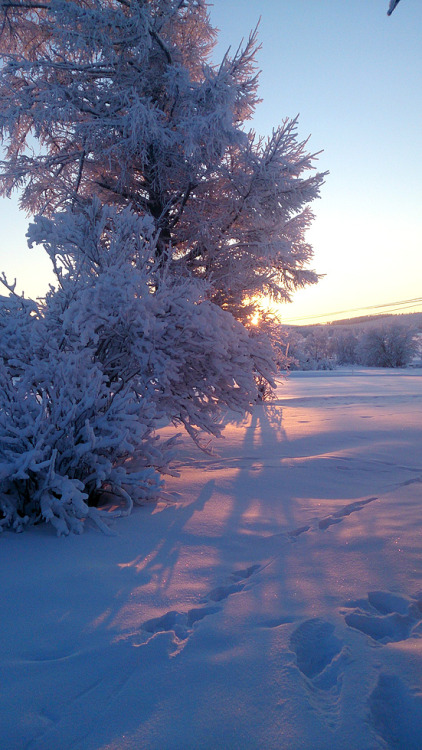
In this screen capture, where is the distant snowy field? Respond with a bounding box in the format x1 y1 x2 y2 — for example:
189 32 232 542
2 368 422 749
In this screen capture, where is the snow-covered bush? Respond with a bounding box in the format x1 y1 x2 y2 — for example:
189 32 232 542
0 206 168 533
304 329 336 369
0 202 274 533
0 345 168 535
286 327 335 370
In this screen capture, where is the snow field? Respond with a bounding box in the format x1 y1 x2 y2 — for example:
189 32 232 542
1 368 422 749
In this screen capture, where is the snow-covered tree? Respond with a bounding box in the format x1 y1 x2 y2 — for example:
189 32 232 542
357 324 418 367
330 329 358 365
247 311 292 399
0 0 324 314
0 0 324 532
284 327 335 371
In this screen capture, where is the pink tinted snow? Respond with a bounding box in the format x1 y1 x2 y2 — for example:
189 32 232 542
1 368 422 749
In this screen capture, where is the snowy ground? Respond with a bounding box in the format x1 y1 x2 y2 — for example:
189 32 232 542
2 368 422 749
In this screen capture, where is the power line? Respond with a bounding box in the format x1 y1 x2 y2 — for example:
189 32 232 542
283 297 422 324
373 302 422 316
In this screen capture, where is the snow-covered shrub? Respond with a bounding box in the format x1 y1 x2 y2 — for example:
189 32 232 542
304 329 335 369
0 206 174 533
0 346 169 535
0 202 275 533
285 327 336 370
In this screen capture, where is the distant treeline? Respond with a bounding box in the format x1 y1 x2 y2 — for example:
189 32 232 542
329 314 391 326
328 312 422 328
285 321 422 370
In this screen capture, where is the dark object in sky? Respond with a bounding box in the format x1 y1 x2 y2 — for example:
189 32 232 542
387 0 402 15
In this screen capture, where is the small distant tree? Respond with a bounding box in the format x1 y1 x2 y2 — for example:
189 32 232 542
0 1 324 533
331 329 359 365
357 324 418 367
304 328 334 369
283 329 309 370
284 327 335 371
249 312 292 399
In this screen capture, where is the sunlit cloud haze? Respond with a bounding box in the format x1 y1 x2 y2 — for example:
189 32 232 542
0 0 421 323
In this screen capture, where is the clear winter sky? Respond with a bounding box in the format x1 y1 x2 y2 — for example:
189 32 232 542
0 0 421 323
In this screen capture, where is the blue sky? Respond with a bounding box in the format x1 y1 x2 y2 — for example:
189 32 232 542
211 0 422 322
0 0 421 323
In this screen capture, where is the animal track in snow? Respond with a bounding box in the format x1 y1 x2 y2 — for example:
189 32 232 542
283 496 377 543
399 476 422 488
318 497 377 530
229 564 261 581
206 564 262 602
261 616 295 629
343 590 422 643
141 606 221 642
369 673 422 749
139 564 262 650
207 583 244 602
287 525 310 540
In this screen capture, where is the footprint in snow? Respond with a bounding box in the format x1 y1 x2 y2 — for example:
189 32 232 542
207 583 244 602
141 606 221 646
206 563 261 602
289 618 344 684
369 673 422 750
139 564 262 649
229 564 261 581
318 497 377 530
343 590 422 643
284 496 377 541
287 525 310 540
289 618 349 728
